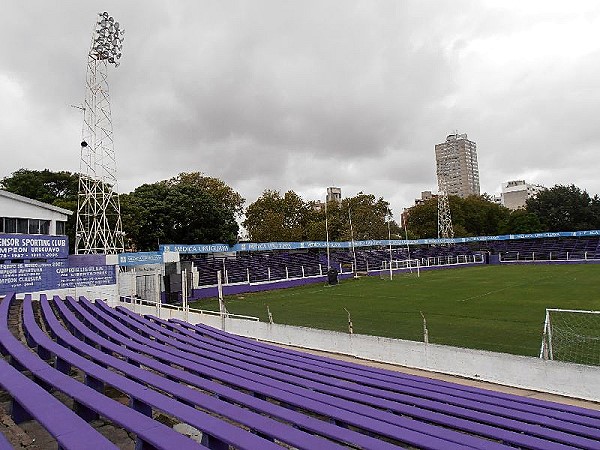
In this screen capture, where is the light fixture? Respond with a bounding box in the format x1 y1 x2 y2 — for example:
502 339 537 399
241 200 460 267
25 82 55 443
90 12 124 65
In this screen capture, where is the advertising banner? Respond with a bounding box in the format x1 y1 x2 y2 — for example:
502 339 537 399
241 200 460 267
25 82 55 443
158 229 600 254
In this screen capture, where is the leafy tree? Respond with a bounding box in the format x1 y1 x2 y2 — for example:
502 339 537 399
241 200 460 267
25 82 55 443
243 190 311 242
121 179 239 251
453 195 510 236
403 197 438 238
342 193 399 240
498 209 546 234
244 190 400 242
173 172 245 217
405 195 510 238
1 169 79 204
1 169 79 251
526 184 600 231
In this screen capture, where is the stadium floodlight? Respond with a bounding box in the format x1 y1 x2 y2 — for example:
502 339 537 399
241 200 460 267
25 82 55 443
75 12 125 254
89 12 125 66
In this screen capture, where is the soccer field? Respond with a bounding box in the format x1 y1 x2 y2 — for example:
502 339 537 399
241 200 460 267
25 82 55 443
189 264 600 356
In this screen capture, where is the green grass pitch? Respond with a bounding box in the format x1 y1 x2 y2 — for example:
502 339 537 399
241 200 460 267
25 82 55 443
189 264 600 357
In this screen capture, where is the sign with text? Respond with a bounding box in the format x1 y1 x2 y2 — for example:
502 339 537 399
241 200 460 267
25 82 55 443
0 261 115 295
158 229 600 254
160 243 231 254
0 234 69 260
118 252 163 266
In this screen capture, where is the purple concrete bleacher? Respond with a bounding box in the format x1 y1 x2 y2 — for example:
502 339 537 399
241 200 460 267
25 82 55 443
0 293 202 450
192 251 324 286
2 291 599 449
0 354 117 450
0 432 11 450
105 299 598 449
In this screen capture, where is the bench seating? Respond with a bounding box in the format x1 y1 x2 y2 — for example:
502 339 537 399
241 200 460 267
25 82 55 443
3 291 599 450
0 294 201 450
106 305 599 449
93 298 600 450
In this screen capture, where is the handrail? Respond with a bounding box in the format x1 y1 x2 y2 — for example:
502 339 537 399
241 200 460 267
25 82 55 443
118 296 259 321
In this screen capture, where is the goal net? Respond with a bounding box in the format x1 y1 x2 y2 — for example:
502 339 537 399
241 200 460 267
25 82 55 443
540 309 600 366
379 258 420 281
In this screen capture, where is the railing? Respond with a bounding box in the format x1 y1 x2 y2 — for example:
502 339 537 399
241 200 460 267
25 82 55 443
118 296 260 321
196 263 325 287
499 251 600 262
418 254 484 268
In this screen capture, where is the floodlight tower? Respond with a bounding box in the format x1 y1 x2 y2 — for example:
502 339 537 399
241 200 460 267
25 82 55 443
75 12 125 254
437 172 454 239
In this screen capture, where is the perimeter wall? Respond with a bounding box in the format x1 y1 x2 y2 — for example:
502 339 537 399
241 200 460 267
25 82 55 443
116 301 600 402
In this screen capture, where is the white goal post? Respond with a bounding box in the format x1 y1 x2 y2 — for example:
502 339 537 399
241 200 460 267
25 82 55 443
380 258 420 280
540 308 600 366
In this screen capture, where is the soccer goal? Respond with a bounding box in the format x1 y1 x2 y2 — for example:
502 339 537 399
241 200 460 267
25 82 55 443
539 309 600 366
379 258 420 281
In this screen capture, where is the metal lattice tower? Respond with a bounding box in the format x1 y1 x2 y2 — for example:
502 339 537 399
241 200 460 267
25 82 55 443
75 12 125 254
437 172 454 239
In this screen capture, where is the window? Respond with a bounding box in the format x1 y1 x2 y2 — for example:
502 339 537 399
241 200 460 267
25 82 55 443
56 221 66 236
4 218 16 233
40 220 50 235
17 219 28 234
28 219 40 234
0 218 3 233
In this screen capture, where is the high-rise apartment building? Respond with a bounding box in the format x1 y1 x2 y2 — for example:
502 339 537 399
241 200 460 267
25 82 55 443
435 133 480 198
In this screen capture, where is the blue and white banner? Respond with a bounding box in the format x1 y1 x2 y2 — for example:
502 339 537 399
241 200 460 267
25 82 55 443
160 243 231 254
118 251 163 266
158 229 600 254
0 261 116 295
0 234 69 260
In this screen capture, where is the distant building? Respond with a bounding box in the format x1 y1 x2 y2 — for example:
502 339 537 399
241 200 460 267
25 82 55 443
501 180 545 210
310 200 325 212
491 194 502 205
326 187 342 204
435 133 480 198
0 189 71 236
414 190 436 206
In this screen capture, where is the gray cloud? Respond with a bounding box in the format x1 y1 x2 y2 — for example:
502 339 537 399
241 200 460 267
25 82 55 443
2 0 600 224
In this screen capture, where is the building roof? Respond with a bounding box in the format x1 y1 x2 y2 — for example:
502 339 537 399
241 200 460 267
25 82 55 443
0 189 73 216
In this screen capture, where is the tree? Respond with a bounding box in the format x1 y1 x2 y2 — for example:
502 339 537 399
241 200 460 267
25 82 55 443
1 169 80 251
243 190 400 242
173 172 245 217
1 169 79 205
452 195 510 236
121 178 239 251
526 184 600 232
342 193 399 240
243 190 311 242
498 209 546 234
404 195 510 238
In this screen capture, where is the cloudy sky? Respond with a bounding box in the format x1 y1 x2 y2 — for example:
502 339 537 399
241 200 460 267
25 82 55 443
2 1 600 220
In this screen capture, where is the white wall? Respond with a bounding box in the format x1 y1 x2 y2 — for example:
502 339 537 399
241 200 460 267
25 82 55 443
0 195 69 235
27 284 119 301
118 302 600 402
